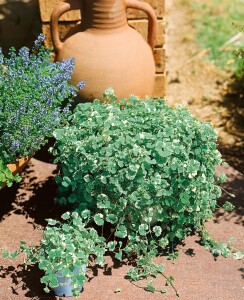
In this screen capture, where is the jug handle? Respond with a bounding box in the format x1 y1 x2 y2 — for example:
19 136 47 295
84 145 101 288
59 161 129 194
51 0 81 53
125 0 157 50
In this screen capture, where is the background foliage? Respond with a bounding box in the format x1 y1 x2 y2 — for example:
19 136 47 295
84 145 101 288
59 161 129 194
193 0 244 76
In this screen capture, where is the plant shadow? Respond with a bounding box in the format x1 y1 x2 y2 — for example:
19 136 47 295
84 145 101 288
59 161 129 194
16 177 60 227
34 138 56 164
214 169 244 226
218 74 244 174
238 267 244 279
0 159 62 227
0 264 56 299
0 182 19 220
0 0 41 55
86 251 131 284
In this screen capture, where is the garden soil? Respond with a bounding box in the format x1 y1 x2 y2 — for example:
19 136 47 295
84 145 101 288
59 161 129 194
0 1 243 299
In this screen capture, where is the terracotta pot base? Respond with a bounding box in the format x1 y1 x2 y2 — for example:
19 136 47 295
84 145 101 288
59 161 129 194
0 156 32 190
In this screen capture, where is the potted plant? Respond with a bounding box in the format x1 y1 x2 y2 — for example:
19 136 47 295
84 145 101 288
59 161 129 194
1 211 106 297
0 34 85 189
50 89 242 293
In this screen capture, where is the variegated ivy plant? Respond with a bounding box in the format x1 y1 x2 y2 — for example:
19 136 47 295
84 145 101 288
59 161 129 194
50 89 242 294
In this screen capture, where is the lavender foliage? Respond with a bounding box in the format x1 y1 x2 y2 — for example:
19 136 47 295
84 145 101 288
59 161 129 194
0 34 84 164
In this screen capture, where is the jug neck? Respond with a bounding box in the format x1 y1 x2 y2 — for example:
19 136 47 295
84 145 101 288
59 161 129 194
81 0 128 31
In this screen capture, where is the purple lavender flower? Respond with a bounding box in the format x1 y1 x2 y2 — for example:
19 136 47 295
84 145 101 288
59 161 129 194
63 106 70 114
33 34 45 50
11 140 20 151
0 48 3 66
0 34 83 164
77 81 86 90
19 47 30 62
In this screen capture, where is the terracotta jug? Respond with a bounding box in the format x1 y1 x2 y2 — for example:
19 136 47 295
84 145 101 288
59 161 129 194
51 0 157 102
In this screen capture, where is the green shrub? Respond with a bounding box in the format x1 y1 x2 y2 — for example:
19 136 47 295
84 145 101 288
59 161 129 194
51 91 242 293
52 90 225 246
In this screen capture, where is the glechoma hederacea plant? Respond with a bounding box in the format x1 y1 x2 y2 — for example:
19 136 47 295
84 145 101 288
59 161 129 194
50 89 243 294
0 34 85 187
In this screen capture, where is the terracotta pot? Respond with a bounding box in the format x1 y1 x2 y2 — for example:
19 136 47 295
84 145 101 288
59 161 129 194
0 156 32 190
51 0 157 102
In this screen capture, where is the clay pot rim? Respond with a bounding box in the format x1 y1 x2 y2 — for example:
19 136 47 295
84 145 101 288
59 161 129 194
7 155 32 174
0 155 32 190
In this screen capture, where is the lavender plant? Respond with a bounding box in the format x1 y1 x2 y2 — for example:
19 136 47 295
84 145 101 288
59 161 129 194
0 34 84 187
